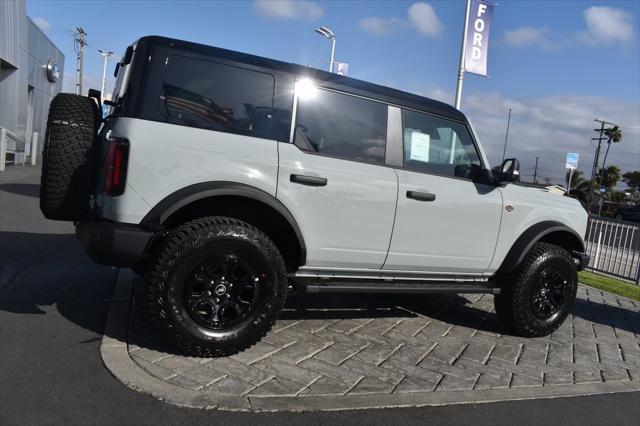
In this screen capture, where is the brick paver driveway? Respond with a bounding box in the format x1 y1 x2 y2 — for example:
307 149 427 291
104 272 640 411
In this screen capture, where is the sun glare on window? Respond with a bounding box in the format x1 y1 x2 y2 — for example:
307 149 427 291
295 79 318 100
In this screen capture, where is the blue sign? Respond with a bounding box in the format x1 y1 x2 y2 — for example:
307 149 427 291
565 152 579 169
600 186 606 193
464 0 495 76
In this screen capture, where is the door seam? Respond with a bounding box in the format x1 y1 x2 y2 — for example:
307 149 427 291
381 168 400 269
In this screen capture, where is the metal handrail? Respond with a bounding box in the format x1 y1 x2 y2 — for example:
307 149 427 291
0 126 27 171
585 214 640 284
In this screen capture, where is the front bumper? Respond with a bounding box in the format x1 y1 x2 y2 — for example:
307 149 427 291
573 251 590 271
76 220 153 267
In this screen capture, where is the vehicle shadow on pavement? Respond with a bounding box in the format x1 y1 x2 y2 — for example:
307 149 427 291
0 231 119 339
1 230 638 356
572 297 639 333
0 183 40 198
283 292 505 334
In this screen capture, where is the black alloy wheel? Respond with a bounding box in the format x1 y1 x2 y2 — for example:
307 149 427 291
530 268 568 320
185 254 263 330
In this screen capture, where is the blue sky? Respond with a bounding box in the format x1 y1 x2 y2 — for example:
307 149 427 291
28 0 640 184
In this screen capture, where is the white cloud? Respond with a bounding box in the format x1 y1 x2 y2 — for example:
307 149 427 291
461 92 640 183
503 7 636 52
359 16 404 36
253 0 323 21
409 86 640 182
577 6 635 46
32 17 51 32
408 2 444 37
503 26 555 50
360 2 443 38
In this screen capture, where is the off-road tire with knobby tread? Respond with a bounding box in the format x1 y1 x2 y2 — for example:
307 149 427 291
145 216 288 357
40 93 100 221
494 242 577 337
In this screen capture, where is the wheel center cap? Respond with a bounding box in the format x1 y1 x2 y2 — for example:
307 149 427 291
214 284 227 296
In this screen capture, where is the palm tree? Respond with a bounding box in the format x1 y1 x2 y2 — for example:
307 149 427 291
596 164 622 216
597 165 622 190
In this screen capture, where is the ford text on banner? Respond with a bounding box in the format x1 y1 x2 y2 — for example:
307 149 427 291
464 0 495 76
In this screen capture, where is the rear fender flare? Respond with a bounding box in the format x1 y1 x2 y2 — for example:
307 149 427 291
140 182 306 265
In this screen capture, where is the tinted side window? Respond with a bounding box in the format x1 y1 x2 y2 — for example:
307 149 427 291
402 109 481 178
294 89 387 164
160 55 278 139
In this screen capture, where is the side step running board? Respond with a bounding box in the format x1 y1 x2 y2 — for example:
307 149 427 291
299 281 500 295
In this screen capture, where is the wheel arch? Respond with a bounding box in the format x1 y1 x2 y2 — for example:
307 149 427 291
140 182 306 271
495 221 585 276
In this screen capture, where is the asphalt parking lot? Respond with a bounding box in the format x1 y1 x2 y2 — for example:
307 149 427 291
1 164 639 425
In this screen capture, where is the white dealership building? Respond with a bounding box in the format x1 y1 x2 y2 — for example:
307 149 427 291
0 0 64 165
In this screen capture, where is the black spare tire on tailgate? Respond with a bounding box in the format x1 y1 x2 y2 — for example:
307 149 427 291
40 93 101 221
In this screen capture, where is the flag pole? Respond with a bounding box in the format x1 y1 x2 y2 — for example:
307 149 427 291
454 0 471 110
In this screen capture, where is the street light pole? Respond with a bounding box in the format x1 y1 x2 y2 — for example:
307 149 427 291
98 49 114 100
329 36 336 73
315 26 336 72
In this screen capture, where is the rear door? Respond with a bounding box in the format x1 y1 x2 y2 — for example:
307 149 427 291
277 82 398 269
383 108 503 274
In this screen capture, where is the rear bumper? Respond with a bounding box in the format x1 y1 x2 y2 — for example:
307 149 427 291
76 220 153 267
573 251 590 271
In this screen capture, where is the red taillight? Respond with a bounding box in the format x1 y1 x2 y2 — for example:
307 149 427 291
104 138 129 196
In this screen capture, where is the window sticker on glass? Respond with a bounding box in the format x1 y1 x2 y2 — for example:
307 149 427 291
409 131 430 162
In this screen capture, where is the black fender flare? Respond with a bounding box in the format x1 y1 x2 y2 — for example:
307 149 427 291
140 181 306 265
495 221 585 275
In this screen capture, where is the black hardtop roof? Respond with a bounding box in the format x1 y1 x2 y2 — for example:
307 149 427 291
137 35 467 123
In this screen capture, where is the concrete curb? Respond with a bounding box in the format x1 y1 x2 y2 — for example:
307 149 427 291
100 270 640 412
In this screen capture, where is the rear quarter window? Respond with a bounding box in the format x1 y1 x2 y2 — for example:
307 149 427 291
159 55 280 140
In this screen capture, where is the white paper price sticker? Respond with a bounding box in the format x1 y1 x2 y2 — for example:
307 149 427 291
409 131 430 162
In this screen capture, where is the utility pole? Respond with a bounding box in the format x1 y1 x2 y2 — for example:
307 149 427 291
73 27 88 96
588 118 613 212
501 108 512 165
533 156 539 184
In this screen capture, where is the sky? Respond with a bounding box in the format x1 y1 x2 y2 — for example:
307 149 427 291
28 0 640 186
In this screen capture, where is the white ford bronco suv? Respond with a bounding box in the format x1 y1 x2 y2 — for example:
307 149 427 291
40 36 589 356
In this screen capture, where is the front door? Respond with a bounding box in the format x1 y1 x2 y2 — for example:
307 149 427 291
383 108 502 274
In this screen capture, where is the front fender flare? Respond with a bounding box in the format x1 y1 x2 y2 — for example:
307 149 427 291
495 221 585 275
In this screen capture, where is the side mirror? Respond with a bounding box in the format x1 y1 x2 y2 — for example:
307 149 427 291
499 158 520 183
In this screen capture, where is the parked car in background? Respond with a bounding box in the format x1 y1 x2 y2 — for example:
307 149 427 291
613 203 640 223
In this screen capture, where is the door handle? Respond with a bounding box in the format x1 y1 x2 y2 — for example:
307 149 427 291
290 174 327 187
406 190 436 202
